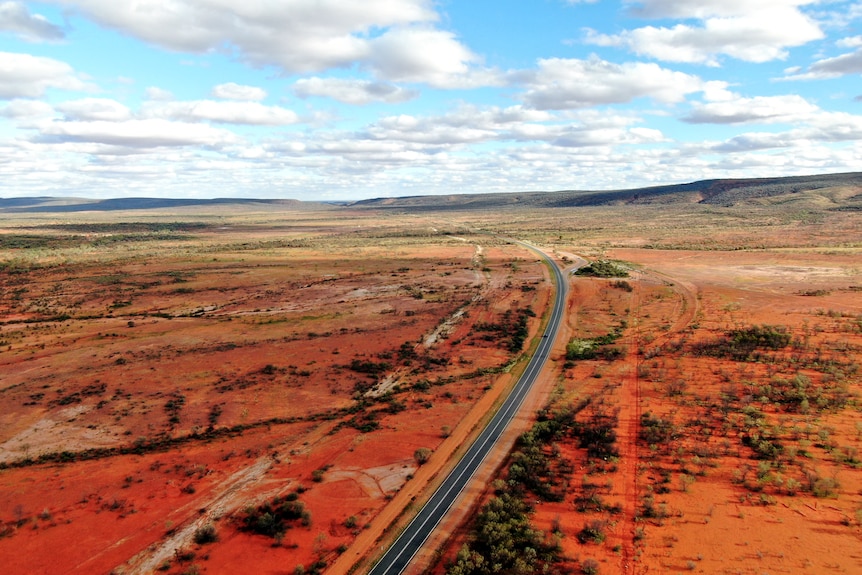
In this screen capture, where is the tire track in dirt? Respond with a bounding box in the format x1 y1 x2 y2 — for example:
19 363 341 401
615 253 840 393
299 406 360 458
112 457 275 575
636 268 699 344
616 284 641 575
617 268 698 574
112 417 343 575
368 244 490 399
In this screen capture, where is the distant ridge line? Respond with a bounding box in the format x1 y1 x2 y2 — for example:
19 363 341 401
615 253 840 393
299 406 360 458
348 171 862 211
2 171 860 213
0 197 331 213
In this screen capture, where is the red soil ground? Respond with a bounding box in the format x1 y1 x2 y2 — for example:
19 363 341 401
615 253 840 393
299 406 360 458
3 207 861 575
0 218 552 575
428 243 862 575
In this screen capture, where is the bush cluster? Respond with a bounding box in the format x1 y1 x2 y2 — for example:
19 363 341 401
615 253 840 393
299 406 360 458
240 493 310 539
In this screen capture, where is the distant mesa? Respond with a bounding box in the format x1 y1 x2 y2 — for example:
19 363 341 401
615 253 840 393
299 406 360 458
349 172 862 212
0 197 323 213
2 172 860 213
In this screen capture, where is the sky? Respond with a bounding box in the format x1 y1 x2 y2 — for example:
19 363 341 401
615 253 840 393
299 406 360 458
1 1 861 201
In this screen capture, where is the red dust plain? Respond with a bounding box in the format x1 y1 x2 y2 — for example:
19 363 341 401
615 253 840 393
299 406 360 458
2 202 861 575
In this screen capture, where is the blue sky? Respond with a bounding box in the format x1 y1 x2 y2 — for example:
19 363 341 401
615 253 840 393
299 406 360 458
1 1 861 201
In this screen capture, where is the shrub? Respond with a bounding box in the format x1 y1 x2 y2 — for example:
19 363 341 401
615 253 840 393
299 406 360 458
240 496 311 538
414 447 432 465
691 325 792 360
574 410 619 461
577 520 608 544
575 260 629 278
193 524 218 545
582 558 601 575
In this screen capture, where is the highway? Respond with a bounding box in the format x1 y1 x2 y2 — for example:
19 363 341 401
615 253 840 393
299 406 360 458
367 242 567 575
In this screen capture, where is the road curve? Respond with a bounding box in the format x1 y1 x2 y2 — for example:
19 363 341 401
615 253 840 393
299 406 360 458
367 241 567 575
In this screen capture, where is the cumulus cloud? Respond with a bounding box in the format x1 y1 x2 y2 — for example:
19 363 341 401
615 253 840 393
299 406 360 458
361 113 496 146
211 82 267 101
588 1 823 65
0 52 90 98
344 104 664 152
517 57 713 110
547 125 666 148
358 105 556 147
42 1 499 89
37 118 238 149
47 2 458 79
49 0 426 58
711 110 862 152
145 87 174 101
57 98 132 121
804 110 862 141
0 1 64 42
782 47 862 80
293 77 419 105
712 131 797 152
837 35 862 48
0 98 54 119
624 0 818 19
367 27 494 88
142 100 299 125
683 94 819 124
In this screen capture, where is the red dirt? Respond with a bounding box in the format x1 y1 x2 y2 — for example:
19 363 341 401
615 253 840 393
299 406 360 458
0 218 553 575
3 207 861 575
427 242 861 575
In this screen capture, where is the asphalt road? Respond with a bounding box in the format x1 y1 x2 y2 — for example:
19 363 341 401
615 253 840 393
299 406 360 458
367 243 567 575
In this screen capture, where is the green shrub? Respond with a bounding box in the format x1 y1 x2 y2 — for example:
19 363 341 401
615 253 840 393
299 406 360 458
193 524 218 545
577 520 607 544
575 260 629 278
240 496 311 538
581 558 601 575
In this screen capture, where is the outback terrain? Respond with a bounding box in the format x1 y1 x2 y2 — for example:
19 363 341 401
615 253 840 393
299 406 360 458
1 172 861 575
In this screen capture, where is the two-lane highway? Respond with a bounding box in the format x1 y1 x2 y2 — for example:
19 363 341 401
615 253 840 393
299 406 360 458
367 242 567 575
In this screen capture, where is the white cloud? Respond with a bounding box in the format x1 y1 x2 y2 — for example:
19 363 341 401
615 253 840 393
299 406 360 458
837 35 862 48
362 113 496 145
145 87 174 101
44 1 499 89
211 82 267 101
810 1 862 28
586 6 823 65
804 110 862 141
518 57 711 110
37 118 238 149
782 47 862 79
0 1 64 42
357 105 555 147
0 51 90 98
712 131 797 152
368 27 492 88
0 98 54 119
57 98 132 121
51 0 427 57
547 125 666 148
624 0 818 19
143 100 299 125
293 77 419 105
334 104 664 152
711 110 862 152
684 94 819 124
